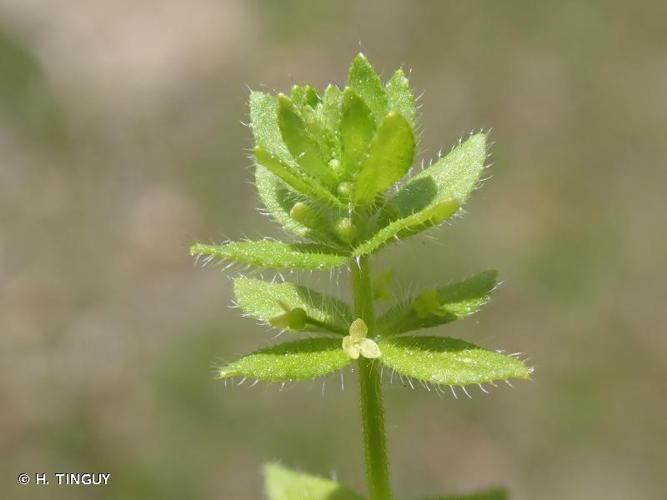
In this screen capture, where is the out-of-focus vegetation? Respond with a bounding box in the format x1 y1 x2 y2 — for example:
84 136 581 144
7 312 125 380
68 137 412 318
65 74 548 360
2 1 666 499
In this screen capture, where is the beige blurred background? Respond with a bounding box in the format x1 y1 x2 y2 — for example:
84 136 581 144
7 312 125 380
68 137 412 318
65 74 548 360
2 1 666 499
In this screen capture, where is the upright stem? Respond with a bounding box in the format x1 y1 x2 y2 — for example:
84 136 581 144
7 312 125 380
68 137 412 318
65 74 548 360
352 255 392 500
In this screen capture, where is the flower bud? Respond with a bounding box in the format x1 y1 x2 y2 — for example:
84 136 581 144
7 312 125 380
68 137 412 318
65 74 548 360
269 307 307 330
335 217 358 244
329 159 342 176
289 202 319 228
337 181 354 198
287 307 307 330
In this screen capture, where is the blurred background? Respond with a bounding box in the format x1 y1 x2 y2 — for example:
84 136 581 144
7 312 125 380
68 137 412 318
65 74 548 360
2 1 666 499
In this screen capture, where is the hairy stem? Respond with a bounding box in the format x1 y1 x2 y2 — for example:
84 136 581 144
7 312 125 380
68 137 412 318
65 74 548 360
352 255 392 500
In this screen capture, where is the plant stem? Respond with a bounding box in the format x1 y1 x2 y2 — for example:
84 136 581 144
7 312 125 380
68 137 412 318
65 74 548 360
352 255 392 500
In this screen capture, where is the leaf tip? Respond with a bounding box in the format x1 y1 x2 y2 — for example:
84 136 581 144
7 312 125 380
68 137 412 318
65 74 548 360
189 243 204 256
469 131 488 150
354 51 368 62
217 366 238 379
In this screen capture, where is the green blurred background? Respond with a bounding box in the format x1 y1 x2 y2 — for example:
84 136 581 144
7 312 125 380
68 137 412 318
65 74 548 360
2 1 666 499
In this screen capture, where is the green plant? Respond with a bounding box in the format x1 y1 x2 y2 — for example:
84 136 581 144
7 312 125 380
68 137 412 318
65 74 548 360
191 54 532 500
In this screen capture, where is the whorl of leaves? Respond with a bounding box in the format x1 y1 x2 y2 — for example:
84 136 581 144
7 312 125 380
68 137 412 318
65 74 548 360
192 53 530 391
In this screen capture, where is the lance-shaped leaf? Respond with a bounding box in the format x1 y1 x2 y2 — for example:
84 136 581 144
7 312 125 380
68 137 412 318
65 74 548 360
298 98 339 171
353 112 415 205
363 133 486 247
218 338 351 381
249 91 292 164
386 68 416 128
191 241 348 270
376 271 498 335
319 84 342 131
277 94 337 187
389 133 487 217
234 277 352 334
340 87 376 177
265 463 364 500
354 199 459 256
379 336 532 387
417 488 507 500
348 52 387 123
255 146 344 208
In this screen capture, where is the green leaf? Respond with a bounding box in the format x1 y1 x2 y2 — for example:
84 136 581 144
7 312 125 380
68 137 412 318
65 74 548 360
254 146 344 208
319 84 343 135
255 166 312 238
218 338 351 381
233 277 352 334
340 87 376 178
376 271 498 335
348 53 387 124
299 96 340 172
191 241 349 270
277 94 337 187
378 336 532 387
416 488 508 500
265 463 364 500
354 200 459 256
353 112 415 205
389 133 487 217
249 91 292 165
386 68 416 127
359 133 486 249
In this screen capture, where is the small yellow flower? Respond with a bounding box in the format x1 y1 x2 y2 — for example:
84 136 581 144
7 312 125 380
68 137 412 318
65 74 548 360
342 318 381 359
